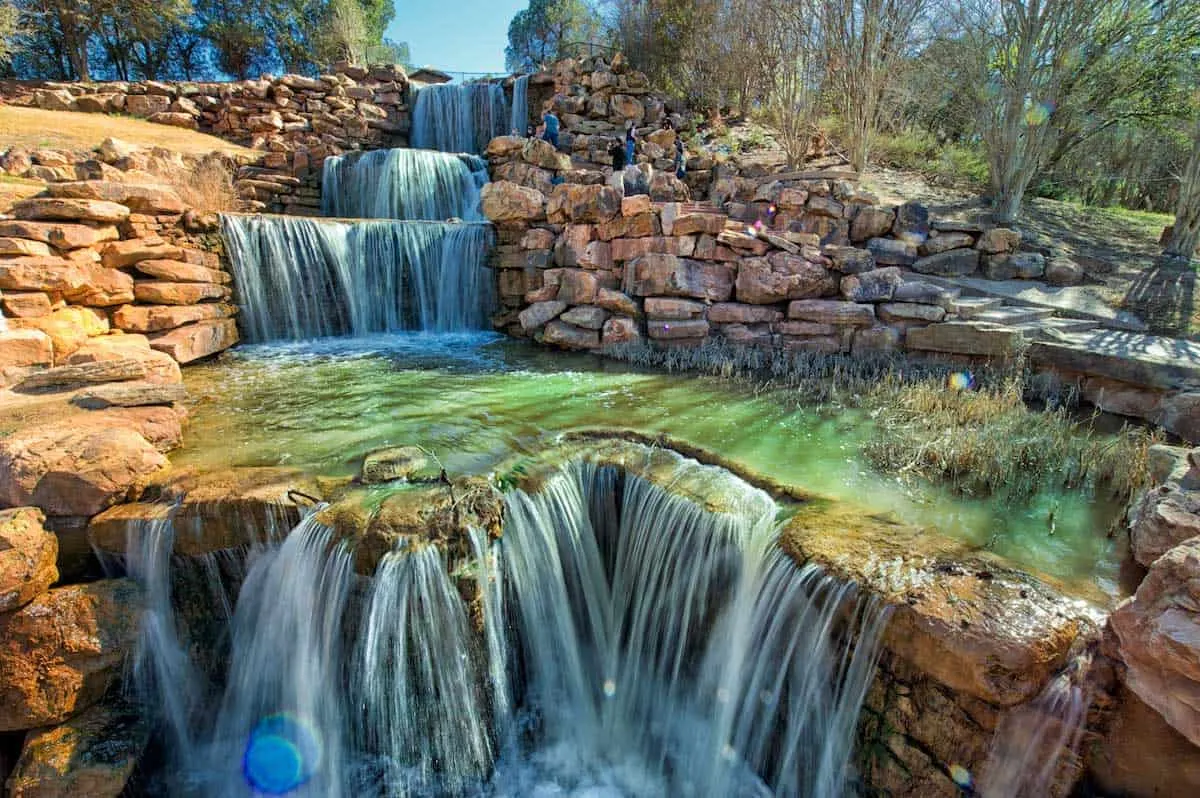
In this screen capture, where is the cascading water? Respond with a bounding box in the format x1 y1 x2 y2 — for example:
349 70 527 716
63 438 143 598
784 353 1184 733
411 82 510 153
220 214 495 341
320 149 489 221
123 453 890 797
510 75 530 136
978 651 1095 797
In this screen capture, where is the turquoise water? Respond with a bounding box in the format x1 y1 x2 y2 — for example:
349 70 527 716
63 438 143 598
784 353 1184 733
178 333 1126 600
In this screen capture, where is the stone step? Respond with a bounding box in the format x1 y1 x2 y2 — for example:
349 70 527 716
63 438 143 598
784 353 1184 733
970 307 1057 326
1008 317 1099 340
949 297 1004 318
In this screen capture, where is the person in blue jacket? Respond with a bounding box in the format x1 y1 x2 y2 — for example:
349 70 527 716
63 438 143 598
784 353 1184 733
542 105 560 148
625 122 637 165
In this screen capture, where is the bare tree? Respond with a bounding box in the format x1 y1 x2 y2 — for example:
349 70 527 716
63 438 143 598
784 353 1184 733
1165 116 1200 261
761 0 824 167
823 0 928 172
326 0 368 65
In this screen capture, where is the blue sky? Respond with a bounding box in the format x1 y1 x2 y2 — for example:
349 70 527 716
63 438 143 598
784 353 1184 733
386 1 529 75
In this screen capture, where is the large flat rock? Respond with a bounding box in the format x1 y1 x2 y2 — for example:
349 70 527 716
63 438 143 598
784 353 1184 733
148 318 239 363
905 320 1025 357
1028 330 1200 391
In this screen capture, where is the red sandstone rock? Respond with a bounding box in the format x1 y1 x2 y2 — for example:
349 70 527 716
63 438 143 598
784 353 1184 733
0 507 58 613
707 303 783 324
623 253 733 302
621 195 651 217
100 238 183 269
148 318 238 364
787 299 876 327
134 259 229 284
0 580 142 732
1129 485 1200 567
546 184 621 225
45 181 185 215
0 330 54 370
0 258 134 306
0 221 119 251
518 300 567 331
647 318 709 339
595 288 639 318
644 297 705 320
975 227 1022 255
111 302 237 333
542 320 600 349
1 292 52 318
556 269 600 304
10 308 109 362
11 199 130 225
735 254 835 305
480 181 546 223
133 281 229 305
1111 538 1200 747
661 204 725 237
602 316 641 346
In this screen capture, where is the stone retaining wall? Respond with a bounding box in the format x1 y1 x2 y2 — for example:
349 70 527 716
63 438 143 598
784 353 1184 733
2 63 411 216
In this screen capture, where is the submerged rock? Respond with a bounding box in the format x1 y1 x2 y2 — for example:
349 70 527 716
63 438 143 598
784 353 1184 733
0 580 141 731
360 446 440 484
5 695 148 798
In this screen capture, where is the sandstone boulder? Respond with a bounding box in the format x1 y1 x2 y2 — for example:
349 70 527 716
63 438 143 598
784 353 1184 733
0 258 134 306
44 181 185 215
913 248 981 277
1 293 53 318
0 508 57 613
644 298 705 320
148 318 239 364
0 580 141 731
891 202 931 244
735 254 834 304
602 316 641 346
708 303 782 324
66 336 182 385
133 281 228 305
906 321 1025 357
0 330 53 370
134 259 228 284
560 305 609 330
825 246 875 274
0 413 178 517
787 299 875 326
661 204 725 237
867 237 917 266
0 221 120 252
1129 485 1200 567
71 381 188 410
1111 538 1200 746
11 199 130 225
543 320 601 349
624 253 733 302
485 136 525 159
518 301 567 331
0 238 52 257
522 138 571 171
100 238 183 269
111 302 236 333
5 696 149 798
647 319 709 340
10 308 109 361
975 227 1022 255
546 184 622 224
850 207 894 242
840 267 902 303
361 446 439 484
480 181 546 222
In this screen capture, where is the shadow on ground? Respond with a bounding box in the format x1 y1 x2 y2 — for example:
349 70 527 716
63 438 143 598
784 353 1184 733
1122 257 1198 339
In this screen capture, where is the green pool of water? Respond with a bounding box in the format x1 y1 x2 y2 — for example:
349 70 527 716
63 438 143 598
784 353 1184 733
178 332 1128 601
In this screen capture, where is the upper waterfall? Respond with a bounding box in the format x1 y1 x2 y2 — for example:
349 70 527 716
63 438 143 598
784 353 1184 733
510 74 530 137
220 214 495 342
320 148 488 221
410 82 509 153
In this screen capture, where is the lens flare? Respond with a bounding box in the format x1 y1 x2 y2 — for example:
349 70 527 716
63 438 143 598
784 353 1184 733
1024 101 1053 126
949 763 973 789
243 714 321 795
948 371 975 392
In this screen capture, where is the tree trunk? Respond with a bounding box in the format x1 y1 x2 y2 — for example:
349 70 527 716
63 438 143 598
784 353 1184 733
1165 118 1200 261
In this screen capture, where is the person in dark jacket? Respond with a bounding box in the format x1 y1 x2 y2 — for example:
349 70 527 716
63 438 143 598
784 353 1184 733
610 138 626 170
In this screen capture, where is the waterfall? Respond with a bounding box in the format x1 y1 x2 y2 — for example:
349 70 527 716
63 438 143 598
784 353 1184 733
220 214 495 342
978 651 1094 797
121 454 890 796
320 148 489 221
510 74 530 137
492 462 890 796
411 82 510 153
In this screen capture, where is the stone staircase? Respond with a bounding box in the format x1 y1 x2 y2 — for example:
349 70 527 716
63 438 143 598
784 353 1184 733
949 296 1100 340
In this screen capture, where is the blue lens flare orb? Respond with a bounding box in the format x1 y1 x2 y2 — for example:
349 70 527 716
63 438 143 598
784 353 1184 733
948 371 976 392
243 714 321 795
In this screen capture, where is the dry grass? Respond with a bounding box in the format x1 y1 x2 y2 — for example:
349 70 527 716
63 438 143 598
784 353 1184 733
0 106 256 159
155 154 240 214
863 374 1161 505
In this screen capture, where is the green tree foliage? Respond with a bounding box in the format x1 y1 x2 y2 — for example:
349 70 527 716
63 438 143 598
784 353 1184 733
505 0 599 72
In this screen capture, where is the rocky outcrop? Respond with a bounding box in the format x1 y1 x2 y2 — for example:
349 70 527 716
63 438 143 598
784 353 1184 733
0 508 57 613
0 580 141 731
4 695 148 798
1110 537 1200 747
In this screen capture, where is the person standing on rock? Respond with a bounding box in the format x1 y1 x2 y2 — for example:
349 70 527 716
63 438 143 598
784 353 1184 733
610 137 626 170
542 105 560 149
674 136 686 179
625 122 638 165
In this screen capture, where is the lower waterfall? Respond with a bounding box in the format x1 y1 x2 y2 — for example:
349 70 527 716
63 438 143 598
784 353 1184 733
220 214 495 342
411 82 509 154
120 457 891 797
320 149 489 221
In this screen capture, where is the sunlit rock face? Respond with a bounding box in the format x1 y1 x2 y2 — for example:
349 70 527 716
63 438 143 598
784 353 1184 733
0 507 57 613
0 580 141 732
1111 537 1200 747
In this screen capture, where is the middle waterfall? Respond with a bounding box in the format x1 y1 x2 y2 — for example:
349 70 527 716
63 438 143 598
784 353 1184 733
320 149 489 220
221 215 495 341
